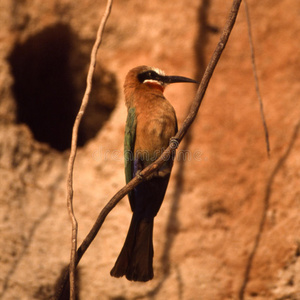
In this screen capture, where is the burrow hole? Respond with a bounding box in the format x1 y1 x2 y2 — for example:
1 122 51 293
8 23 118 151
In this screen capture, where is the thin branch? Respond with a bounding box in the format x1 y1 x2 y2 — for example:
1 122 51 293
239 121 300 300
65 0 113 299
244 0 270 156
56 2 242 298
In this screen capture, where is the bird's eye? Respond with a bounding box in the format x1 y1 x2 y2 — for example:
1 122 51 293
137 70 162 83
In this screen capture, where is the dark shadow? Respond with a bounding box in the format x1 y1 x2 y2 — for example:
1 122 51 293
8 23 118 151
239 121 300 300
54 265 81 300
194 0 219 80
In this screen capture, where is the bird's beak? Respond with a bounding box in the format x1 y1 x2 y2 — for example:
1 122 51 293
163 75 199 85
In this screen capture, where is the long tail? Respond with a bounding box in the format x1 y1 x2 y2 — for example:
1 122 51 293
110 215 154 282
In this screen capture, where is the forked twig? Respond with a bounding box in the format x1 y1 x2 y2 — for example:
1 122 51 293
56 2 242 299
65 0 113 299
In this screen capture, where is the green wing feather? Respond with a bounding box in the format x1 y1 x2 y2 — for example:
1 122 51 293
124 107 136 205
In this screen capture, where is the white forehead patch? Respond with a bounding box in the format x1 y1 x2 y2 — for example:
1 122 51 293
150 67 165 76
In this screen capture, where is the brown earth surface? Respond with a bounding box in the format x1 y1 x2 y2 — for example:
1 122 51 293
0 1 300 299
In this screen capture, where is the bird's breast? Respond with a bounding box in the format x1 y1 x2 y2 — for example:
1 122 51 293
134 99 177 159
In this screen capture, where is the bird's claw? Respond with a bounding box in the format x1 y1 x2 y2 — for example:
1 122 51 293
169 137 179 149
135 170 144 180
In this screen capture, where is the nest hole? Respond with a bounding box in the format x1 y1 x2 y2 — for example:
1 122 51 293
8 23 118 151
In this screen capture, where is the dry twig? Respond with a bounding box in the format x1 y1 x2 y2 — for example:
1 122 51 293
56 2 242 299
65 0 113 299
244 0 270 156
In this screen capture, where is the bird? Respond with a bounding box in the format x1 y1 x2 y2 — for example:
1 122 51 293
110 65 198 282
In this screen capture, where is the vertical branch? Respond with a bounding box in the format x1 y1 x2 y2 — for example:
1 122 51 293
244 0 270 156
66 1 113 299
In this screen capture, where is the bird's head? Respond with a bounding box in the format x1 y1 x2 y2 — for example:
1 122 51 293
124 66 198 107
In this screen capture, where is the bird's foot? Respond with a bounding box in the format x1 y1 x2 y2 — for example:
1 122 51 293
169 137 179 150
135 170 144 180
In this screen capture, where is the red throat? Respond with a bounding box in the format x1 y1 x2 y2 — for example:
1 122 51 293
145 82 165 92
